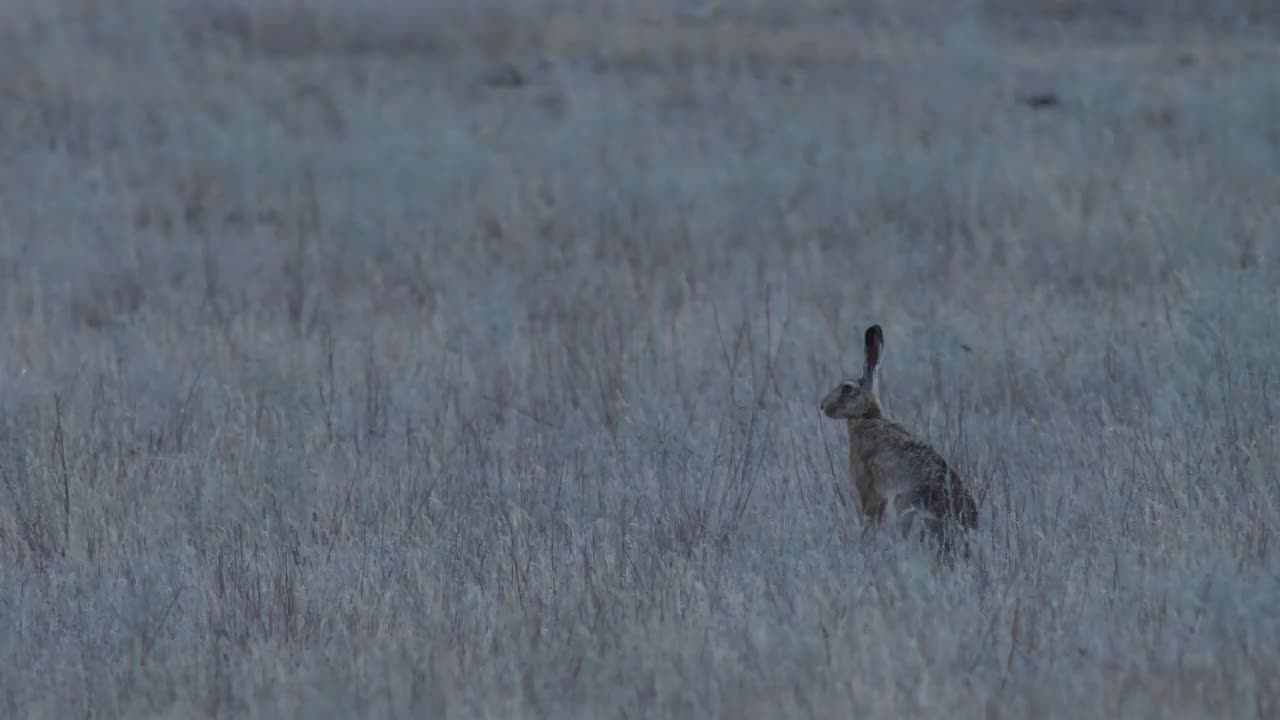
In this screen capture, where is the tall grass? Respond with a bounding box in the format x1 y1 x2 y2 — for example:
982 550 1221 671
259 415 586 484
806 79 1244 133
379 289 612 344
1 1 1278 718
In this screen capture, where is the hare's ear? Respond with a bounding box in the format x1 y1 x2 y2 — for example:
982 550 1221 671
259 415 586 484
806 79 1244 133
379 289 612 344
863 325 884 381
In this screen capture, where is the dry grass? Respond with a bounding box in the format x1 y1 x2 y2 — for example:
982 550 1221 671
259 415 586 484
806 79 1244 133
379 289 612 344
1 1 1278 718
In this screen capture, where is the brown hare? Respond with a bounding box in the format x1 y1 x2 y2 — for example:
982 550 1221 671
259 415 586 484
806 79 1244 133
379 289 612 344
821 325 978 558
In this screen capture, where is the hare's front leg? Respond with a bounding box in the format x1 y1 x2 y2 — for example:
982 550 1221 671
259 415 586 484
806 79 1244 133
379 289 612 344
864 495 901 550
859 516 880 545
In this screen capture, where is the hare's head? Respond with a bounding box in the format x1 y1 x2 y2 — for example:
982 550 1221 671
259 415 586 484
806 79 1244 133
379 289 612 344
820 324 885 420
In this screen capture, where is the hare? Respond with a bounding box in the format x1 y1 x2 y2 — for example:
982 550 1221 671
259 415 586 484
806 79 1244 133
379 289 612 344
820 325 978 557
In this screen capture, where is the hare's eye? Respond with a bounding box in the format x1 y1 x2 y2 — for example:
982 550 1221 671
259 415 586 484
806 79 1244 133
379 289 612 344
840 383 854 396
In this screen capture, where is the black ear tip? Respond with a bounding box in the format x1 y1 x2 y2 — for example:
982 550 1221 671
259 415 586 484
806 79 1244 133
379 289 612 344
865 325 883 343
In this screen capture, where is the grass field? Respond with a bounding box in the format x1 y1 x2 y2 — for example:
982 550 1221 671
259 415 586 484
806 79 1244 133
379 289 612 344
1 1 1279 717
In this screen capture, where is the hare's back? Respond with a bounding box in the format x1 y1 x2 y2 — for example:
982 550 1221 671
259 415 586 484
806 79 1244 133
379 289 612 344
878 427 979 530
915 465 978 529
861 422 941 496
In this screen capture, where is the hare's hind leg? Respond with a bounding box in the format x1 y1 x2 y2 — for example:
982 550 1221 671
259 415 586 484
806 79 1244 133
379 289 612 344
932 516 974 565
893 501 955 558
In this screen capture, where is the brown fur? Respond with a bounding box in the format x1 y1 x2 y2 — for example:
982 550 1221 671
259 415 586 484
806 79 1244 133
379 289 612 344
820 325 978 558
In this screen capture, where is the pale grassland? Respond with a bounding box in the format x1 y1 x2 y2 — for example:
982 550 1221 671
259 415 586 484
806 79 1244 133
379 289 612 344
1 1 1278 718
